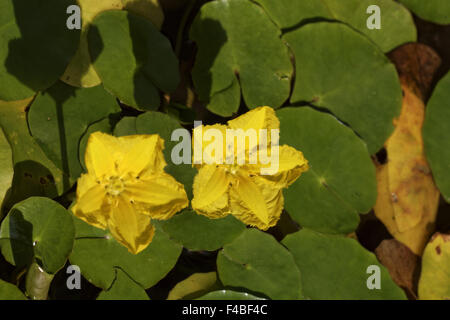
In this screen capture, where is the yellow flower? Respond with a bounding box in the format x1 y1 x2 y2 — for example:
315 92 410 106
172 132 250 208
191 106 309 230
72 132 189 254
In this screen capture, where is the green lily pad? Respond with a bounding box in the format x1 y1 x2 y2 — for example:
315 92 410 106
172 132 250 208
197 290 266 300
158 210 246 251
0 279 27 300
398 0 450 25
0 197 75 274
97 268 150 300
0 0 80 101
282 229 406 299
0 128 13 210
190 0 292 116
254 0 416 52
167 272 218 300
69 215 182 289
0 99 67 203
277 107 376 234
114 112 196 199
284 22 402 154
28 82 121 182
423 72 450 202
217 229 302 300
88 10 179 111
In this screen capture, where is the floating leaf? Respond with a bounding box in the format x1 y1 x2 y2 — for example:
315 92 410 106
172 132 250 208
0 197 75 274
282 229 406 299
0 98 67 202
374 85 440 255
97 268 150 300
277 107 376 234
284 22 402 154
28 82 121 182
114 112 196 198
69 215 182 289
159 210 245 251
196 290 266 300
217 229 302 300
423 71 450 202
167 272 218 300
0 279 27 300
0 128 13 210
61 0 164 88
418 233 450 300
89 10 179 110
0 0 80 101
190 0 292 116
254 0 416 52
398 0 450 25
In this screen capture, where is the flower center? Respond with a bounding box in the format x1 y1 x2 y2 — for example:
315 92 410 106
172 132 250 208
105 176 125 196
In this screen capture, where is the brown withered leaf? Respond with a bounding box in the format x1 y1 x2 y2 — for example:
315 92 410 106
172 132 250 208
375 239 420 299
374 44 441 256
374 84 440 255
388 43 441 100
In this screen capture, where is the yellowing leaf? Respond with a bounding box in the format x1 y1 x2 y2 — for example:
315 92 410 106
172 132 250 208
61 0 164 87
374 85 440 255
167 272 218 300
418 233 450 300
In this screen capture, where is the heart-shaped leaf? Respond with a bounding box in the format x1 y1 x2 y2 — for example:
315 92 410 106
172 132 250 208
254 0 416 52
278 107 377 234
0 0 80 101
69 215 182 289
284 22 402 154
97 268 150 300
217 229 302 300
282 229 406 299
0 197 75 274
190 0 292 116
423 71 450 202
88 10 179 111
28 82 121 183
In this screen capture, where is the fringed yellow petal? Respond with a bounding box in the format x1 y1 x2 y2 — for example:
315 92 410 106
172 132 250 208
228 106 279 132
108 198 155 254
72 173 108 229
229 172 270 226
230 174 284 230
123 173 189 220
257 145 309 187
192 165 231 219
192 124 228 165
85 132 121 177
118 134 167 176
